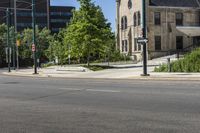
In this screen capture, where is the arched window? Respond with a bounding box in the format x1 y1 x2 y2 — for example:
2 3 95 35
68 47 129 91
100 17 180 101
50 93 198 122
121 16 128 30
121 17 124 30
133 13 137 27
124 16 127 29
138 11 141 26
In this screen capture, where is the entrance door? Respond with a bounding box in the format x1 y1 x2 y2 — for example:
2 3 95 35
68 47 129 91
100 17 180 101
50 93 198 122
176 36 183 50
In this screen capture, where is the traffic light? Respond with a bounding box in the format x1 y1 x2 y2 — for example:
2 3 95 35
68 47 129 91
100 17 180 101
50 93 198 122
16 40 21 46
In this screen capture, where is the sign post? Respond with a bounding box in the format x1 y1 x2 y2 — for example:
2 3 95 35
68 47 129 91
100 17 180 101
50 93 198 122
32 0 38 74
141 0 150 76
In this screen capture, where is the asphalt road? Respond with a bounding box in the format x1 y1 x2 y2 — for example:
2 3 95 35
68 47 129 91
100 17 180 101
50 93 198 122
0 75 200 133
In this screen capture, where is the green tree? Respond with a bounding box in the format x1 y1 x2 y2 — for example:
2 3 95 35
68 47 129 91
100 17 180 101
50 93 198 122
64 0 114 66
18 26 53 66
46 29 67 65
0 24 7 66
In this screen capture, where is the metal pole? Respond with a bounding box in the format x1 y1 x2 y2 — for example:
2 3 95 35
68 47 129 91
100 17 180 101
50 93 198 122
12 29 16 70
6 8 11 73
141 0 149 76
14 0 19 70
32 0 37 74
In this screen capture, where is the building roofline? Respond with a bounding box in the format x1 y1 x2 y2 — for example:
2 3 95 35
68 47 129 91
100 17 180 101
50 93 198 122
50 6 75 9
149 5 200 10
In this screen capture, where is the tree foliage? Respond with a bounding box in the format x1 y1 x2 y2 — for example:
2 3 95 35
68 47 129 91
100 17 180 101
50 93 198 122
64 0 115 65
18 27 53 66
0 24 6 66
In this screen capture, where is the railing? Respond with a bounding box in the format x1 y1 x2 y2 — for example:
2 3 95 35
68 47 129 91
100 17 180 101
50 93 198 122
149 44 200 59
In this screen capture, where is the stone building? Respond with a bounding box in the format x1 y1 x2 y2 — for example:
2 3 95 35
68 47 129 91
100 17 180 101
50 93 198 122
116 0 200 60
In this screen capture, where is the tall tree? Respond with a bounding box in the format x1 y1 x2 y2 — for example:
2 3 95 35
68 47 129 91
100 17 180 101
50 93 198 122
64 0 114 66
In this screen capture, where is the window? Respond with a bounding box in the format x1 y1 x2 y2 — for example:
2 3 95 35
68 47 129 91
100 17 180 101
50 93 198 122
134 38 137 51
134 13 137 27
176 13 183 26
154 12 161 25
128 0 132 9
121 16 128 30
125 40 128 52
134 11 141 27
122 40 124 52
138 11 141 26
121 17 124 30
124 16 128 29
176 36 183 50
155 36 161 50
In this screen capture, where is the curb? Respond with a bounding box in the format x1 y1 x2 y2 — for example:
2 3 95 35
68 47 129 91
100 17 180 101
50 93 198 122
2 72 200 81
127 76 200 81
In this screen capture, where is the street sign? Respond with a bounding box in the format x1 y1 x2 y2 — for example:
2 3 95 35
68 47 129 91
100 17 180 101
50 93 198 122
32 44 36 52
137 37 148 44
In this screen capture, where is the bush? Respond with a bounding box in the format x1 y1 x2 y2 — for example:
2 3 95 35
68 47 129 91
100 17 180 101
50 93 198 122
154 48 200 72
41 62 55 68
109 50 131 62
154 64 168 72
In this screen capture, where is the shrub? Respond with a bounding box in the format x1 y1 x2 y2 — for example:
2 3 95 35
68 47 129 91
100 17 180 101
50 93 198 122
154 48 200 72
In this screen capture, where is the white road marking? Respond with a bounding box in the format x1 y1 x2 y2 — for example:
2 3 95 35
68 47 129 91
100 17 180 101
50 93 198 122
59 88 82 91
59 88 121 93
86 89 120 93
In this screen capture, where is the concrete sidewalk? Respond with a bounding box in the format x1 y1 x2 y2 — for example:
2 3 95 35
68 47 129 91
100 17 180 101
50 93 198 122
2 65 200 81
2 55 200 80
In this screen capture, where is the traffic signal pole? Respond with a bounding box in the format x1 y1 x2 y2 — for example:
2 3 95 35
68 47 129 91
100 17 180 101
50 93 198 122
141 0 149 76
32 0 38 74
14 0 19 70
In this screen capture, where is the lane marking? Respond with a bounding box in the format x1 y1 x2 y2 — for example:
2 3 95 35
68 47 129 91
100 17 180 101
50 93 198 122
59 88 82 91
86 89 120 93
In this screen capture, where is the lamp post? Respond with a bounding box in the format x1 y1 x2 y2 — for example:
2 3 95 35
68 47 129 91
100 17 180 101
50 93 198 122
32 0 37 74
6 8 11 73
141 0 149 76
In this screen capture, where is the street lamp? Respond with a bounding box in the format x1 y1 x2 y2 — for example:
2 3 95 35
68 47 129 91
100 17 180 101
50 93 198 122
6 8 11 73
14 0 33 70
32 0 38 74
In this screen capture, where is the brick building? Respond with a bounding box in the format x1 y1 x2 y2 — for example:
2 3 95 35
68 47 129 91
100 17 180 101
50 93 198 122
116 0 200 61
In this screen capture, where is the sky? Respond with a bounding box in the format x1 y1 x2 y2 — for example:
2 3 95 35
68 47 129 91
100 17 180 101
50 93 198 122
50 0 116 31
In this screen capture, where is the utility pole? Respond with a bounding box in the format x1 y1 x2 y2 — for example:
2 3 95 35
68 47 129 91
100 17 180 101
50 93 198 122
6 8 11 73
32 0 38 74
141 0 149 76
14 0 19 70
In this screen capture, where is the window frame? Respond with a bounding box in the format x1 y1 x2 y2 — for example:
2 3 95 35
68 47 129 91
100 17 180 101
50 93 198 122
176 13 183 26
155 36 162 50
176 36 183 50
154 12 161 25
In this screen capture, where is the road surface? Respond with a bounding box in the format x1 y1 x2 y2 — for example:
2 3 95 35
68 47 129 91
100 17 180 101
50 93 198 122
0 75 199 133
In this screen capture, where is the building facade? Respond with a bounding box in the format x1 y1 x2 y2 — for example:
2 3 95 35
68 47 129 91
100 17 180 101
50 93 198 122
116 0 200 61
50 6 74 33
0 0 74 33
